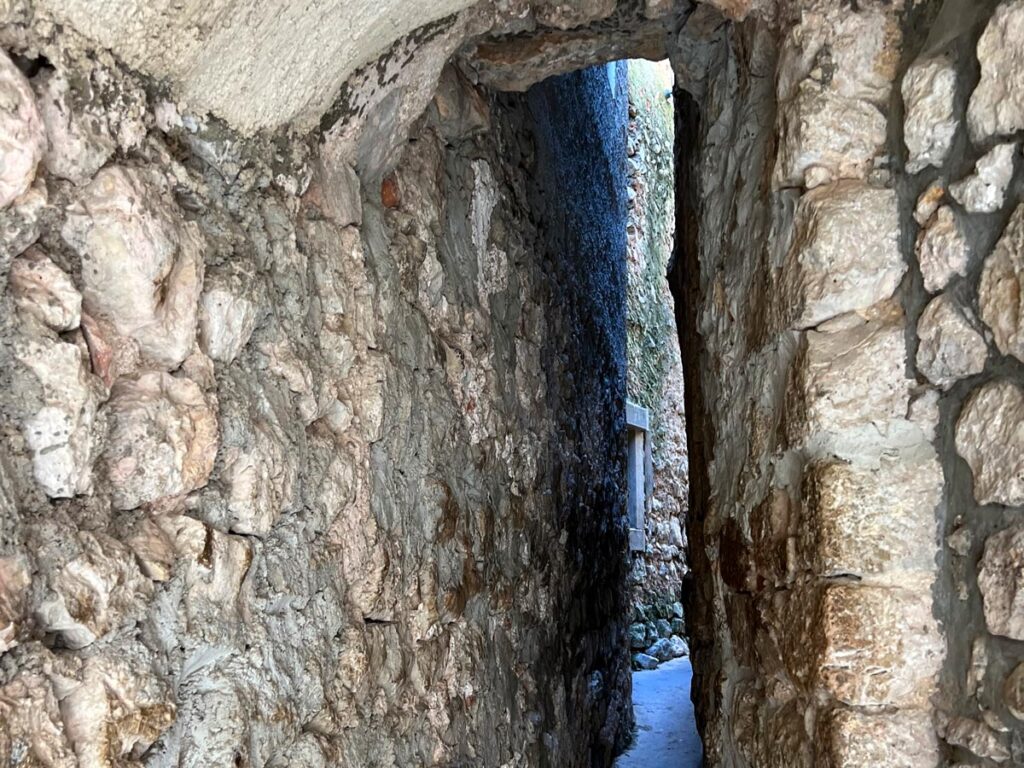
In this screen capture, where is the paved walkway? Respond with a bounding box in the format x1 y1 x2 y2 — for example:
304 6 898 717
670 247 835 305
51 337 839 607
615 657 703 768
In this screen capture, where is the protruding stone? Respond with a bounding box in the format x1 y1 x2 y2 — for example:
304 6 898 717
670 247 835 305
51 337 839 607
632 652 658 670
781 182 903 328
2 177 47 257
903 55 958 173
950 143 1017 214
15 335 99 498
914 182 945 226
916 205 969 293
0 556 30 655
978 525 1024 640
9 249 82 331
0 49 44 208
967 0 1024 142
916 293 988 389
100 372 218 510
801 455 941 581
62 166 205 370
937 713 1011 763
818 708 938 768
198 261 260 364
956 381 1024 506
788 308 910 455
34 69 115 184
1004 663 1024 721
980 205 1024 362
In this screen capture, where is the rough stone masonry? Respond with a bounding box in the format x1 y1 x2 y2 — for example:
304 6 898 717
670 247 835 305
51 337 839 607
1 1 1024 767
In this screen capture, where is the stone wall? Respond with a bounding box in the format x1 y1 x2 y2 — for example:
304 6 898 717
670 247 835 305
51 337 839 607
623 58 690 659
0 24 633 767
671 0 1024 764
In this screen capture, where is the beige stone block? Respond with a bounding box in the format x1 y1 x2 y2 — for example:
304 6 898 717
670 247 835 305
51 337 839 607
198 260 260 364
903 55 958 173
916 293 988 389
818 708 938 768
955 381 1024 506
780 182 903 329
950 143 1017 214
9 249 82 332
787 308 910 449
0 49 44 208
801 455 940 581
62 166 205 370
100 372 218 510
1004 663 1024 721
980 204 1024 363
967 0 1024 142
916 205 968 294
814 585 942 708
937 712 1011 763
34 69 115 184
978 525 1024 640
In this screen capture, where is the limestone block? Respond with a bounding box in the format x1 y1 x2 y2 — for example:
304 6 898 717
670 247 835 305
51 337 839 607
1005 663 1024 721
916 293 988 389
978 525 1024 640
937 713 1011 763
100 372 218 510
2 177 47 257
126 513 207 581
914 182 945 226
818 708 938 768
35 532 150 649
0 658 75 765
62 166 205 369
15 335 99 498
0 49 44 208
967 0 1024 142
787 309 909 450
34 69 115 184
533 0 617 30
815 585 941 708
9 249 82 331
916 205 968 293
0 555 30 654
632 652 658 670
781 182 902 328
980 205 1024 362
198 260 260 363
955 381 1024 506
775 87 887 189
182 527 251 638
902 55 958 173
801 455 940 582
950 143 1017 214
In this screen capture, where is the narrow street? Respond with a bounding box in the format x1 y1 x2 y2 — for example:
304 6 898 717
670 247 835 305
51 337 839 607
616 658 702 768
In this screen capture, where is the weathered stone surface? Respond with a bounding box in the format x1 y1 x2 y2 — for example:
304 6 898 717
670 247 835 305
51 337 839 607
780 182 902 328
8 249 82 331
916 205 968 293
980 204 1024 362
0 556 30 655
937 713 1012 763
0 49 44 208
956 381 1024 506
1005 663 1024 721
774 9 898 188
801 455 940 582
813 585 941 708
978 525 1024 640
198 260 260 364
100 372 218 510
818 708 938 768
916 293 988 389
967 0 1024 142
0 655 76 764
902 55 958 173
14 334 99 498
633 652 659 670
62 166 205 370
949 143 1017 214
787 308 910 455
2 176 48 257
34 69 115 184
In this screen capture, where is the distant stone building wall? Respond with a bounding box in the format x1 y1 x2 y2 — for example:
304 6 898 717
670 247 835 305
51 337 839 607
624 59 690 660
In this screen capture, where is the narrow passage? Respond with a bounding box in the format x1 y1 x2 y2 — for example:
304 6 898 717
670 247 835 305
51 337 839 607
615 659 702 768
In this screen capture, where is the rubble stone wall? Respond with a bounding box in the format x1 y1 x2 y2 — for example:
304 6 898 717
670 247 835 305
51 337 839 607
0 22 633 768
672 0 1024 764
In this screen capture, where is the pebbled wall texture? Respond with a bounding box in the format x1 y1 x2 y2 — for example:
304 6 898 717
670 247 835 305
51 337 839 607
3 0 1024 767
